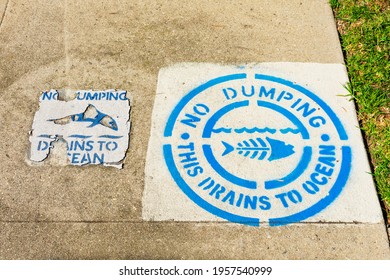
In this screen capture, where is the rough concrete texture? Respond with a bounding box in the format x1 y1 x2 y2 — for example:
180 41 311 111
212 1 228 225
0 223 389 260
0 0 389 259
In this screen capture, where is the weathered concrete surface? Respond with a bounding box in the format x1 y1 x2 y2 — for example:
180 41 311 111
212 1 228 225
0 0 389 259
0 222 389 260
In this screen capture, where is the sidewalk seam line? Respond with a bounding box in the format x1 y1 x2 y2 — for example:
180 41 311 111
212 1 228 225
0 221 384 225
0 0 10 31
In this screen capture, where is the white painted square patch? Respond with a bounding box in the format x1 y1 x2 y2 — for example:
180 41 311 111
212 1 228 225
143 63 383 226
29 90 131 169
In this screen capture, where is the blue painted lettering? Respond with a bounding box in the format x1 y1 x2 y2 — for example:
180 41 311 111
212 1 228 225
222 190 236 205
309 116 326 127
106 141 118 151
197 177 271 211
76 91 126 101
236 193 244 207
96 140 118 151
178 142 194 151
222 88 237 100
302 153 336 195
259 86 275 99
315 163 334 176
296 102 316 117
242 85 255 97
275 193 289 208
310 173 327 185
193 104 209 115
259 195 271 210
290 98 301 109
180 114 201 128
37 140 50 151
71 152 80 163
70 152 104 164
209 184 226 199
93 153 104 164
198 177 214 190
85 141 94 151
276 190 302 208
41 91 58 101
244 195 257 210
318 157 336 167
68 140 94 152
187 166 203 177
302 181 320 195
288 190 303 204
182 155 203 177
178 152 197 163
319 145 336 156
180 104 210 128
276 91 294 101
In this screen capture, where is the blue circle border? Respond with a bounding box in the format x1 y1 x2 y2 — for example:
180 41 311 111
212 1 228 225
163 73 351 226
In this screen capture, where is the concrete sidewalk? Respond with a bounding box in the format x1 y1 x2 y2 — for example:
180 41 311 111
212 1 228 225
0 0 389 259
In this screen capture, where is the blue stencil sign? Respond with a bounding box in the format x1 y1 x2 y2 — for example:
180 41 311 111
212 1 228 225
163 73 352 226
29 89 131 169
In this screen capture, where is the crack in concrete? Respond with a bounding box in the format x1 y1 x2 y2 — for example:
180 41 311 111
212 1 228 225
0 0 10 31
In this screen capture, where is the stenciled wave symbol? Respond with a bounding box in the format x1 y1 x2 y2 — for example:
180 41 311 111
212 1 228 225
234 127 277 134
212 127 301 135
280 128 301 134
68 134 92 139
98 135 123 139
212 127 232 133
38 134 54 138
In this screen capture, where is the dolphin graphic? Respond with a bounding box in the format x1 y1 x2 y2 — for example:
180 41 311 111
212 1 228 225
49 104 118 131
221 137 294 161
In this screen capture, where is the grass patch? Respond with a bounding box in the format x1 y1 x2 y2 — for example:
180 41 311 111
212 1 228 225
331 0 390 220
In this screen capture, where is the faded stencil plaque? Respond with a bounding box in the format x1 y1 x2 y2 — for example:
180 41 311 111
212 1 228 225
143 63 382 226
29 90 131 169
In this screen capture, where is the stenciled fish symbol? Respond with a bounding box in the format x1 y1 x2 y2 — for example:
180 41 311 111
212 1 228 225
48 104 118 131
221 137 294 161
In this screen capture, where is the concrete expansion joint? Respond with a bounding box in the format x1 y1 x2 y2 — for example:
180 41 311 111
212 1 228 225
0 221 386 226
